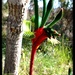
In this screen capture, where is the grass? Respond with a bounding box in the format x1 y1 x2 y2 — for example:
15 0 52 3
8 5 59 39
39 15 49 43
19 33 73 75
2 30 73 75
2 10 73 74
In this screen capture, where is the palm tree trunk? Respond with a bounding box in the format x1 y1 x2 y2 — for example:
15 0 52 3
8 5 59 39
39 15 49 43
4 0 30 75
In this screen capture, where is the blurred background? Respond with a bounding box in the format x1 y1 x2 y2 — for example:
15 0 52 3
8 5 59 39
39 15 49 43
2 0 73 75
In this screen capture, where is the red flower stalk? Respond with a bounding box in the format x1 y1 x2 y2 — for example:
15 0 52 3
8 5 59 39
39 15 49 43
29 27 48 75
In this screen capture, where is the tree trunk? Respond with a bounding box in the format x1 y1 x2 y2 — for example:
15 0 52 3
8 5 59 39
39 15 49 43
4 0 30 75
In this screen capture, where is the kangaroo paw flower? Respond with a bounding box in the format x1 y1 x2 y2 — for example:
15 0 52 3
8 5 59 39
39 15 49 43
29 27 48 75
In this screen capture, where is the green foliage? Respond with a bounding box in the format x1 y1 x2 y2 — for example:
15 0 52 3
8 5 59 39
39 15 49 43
23 20 31 32
3 33 73 75
68 67 73 75
23 31 34 39
2 2 8 26
44 8 63 28
2 16 7 26
34 0 39 30
31 15 42 28
42 0 47 23
2 2 8 11
33 0 63 31
2 1 73 74
41 0 54 27
2 34 6 56
2 33 73 75
21 36 73 75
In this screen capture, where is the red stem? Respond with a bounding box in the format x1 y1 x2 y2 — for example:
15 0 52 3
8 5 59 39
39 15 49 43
29 27 48 75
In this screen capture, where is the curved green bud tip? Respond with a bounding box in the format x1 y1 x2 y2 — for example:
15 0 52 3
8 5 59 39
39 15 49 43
44 28 61 38
54 8 63 21
47 0 54 11
44 8 64 28
51 8 63 26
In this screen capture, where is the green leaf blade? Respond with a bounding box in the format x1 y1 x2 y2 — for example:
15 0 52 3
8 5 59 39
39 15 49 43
34 0 39 30
41 0 47 27
45 8 64 28
41 0 54 27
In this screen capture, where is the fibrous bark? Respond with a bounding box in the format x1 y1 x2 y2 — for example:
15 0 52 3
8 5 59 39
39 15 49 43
4 0 30 75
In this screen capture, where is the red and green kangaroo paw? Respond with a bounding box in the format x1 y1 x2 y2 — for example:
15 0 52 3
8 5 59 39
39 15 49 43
29 27 48 75
29 0 63 74
44 28 61 38
29 27 61 75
